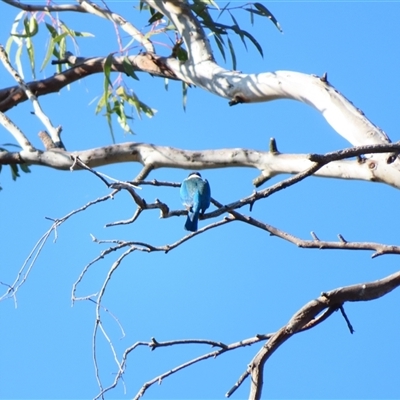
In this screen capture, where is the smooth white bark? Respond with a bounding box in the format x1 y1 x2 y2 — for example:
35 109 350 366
5 142 396 189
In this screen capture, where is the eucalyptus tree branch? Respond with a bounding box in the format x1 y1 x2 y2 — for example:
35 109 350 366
247 270 400 400
0 54 178 112
3 142 400 188
2 0 154 52
1 0 85 12
1 0 391 156
0 45 64 148
145 0 214 64
211 200 400 258
78 0 154 53
145 1 390 152
0 112 34 151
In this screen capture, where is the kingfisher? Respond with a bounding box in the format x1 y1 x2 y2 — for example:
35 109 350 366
180 172 211 232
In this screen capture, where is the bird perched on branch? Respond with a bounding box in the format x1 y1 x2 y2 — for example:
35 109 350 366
180 172 211 232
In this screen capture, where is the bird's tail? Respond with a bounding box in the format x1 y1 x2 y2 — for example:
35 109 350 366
184 211 199 232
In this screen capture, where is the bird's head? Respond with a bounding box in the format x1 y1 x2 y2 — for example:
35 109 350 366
188 172 202 178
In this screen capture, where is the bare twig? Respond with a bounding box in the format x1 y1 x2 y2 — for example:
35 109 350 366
247 270 400 400
1 192 116 303
94 333 271 400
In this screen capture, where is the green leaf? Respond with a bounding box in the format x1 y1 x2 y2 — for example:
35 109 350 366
138 101 156 118
9 10 25 45
191 1 216 27
254 3 283 32
10 164 20 181
123 90 156 118
115 85 126 98
213 33 226 62
229 13 247 50
53 32 68 44
95 94 107 115
59 35 67 67
15 44 24 78
241 29 264 57
202 20 227 35
105 112 115 143
114 100 133 133
26 36 35 79
13 16 39 38
103 53 114 93
5 36 14 56
74 31 94 38
218 2 230 19
176 47 188 62
41 27 67 71
40 37 55 71
202 0 219 10
45 22 58 38
148 11 164 25
249 6 254 25
29 15 38 35
122 57 139 80
19 163 31 174
59 20 94 38
227 36 236 70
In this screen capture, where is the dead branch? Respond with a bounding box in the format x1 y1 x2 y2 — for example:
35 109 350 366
246 270 400 400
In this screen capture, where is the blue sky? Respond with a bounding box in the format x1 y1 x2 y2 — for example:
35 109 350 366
1 1 400 399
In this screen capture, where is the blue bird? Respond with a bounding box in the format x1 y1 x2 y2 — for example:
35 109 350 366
180 172 211 232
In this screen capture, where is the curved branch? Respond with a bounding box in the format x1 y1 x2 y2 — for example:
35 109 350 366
2 0 392 160
145 0 214 64
0 112 34 151
146 1 390 152
0 54 178 112
248 270 400 400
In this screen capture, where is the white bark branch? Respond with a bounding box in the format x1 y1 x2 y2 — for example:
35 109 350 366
147 1 391 150
0 142 398 189
145 0 214 64
0 45 64 148
1 0 154 53
2 0 84 12
78 0 154 53
0 112 34 151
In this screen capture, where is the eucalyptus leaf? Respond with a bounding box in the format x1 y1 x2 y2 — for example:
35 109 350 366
254 3 283 32
227 36 236 70
123 57 139 80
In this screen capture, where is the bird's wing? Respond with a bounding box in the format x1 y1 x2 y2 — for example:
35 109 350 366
180 178 197 206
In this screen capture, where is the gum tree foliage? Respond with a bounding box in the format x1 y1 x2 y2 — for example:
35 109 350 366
1 1 400 399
